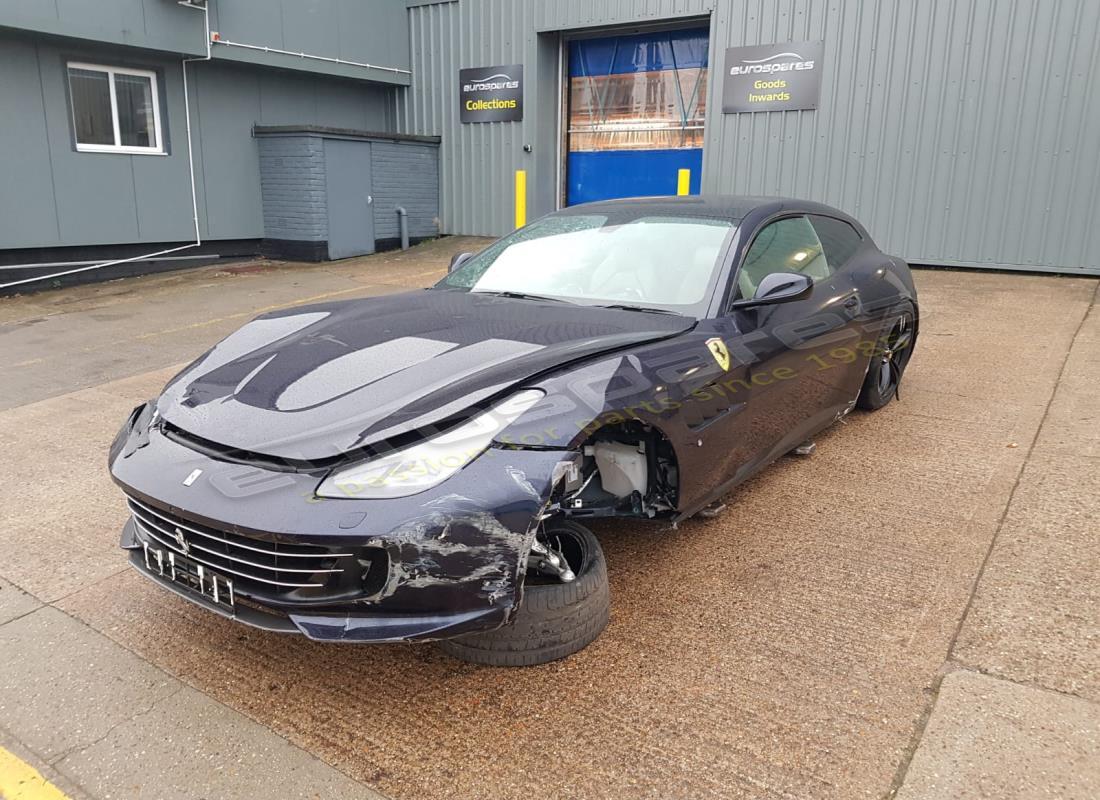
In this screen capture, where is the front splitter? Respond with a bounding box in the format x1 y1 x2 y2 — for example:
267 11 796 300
126 548 506 643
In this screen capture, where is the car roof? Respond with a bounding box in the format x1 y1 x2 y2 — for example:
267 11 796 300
554 195 849 225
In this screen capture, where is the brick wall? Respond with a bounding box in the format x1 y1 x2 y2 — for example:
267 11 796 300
371 141 440 241
257 136 328 242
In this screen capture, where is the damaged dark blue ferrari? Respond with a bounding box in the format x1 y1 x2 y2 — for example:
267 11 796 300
109 196 918 665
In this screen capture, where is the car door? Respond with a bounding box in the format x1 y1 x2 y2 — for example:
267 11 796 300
808 214 876 404
719 214 856 473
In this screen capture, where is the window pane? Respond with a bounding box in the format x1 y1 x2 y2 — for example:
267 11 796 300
810 215 863 268
738 216 830 299
568 69 707 151
115 73 157 148
568 29 709 153
69 68 114 146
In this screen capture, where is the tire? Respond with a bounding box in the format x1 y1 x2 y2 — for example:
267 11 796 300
857 302 916 410
437 520 610 667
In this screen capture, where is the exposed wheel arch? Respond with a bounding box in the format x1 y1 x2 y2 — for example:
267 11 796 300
556 417 681 519
437 519 610 666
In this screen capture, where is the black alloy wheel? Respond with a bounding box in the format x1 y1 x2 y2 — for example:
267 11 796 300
857 306 916 410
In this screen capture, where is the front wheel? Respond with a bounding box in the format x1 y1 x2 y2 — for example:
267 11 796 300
437 520 610 667
857 304 916 410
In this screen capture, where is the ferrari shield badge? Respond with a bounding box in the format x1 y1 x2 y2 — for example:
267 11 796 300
706 337 731 371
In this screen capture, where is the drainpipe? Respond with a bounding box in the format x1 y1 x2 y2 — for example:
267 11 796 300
210 37 411 76
180 0 212 246
396 207 409 251
0 2 210 291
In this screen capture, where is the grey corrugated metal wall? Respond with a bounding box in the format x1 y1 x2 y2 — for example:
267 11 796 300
398 0 1100 275
399 0 538 237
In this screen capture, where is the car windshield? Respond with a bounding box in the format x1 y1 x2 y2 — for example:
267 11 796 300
435 214 734 314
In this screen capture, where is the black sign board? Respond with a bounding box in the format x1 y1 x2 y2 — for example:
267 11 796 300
722 41 824 113
459 64 523 123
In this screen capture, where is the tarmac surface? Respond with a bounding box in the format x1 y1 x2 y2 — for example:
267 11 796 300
0 239 1097 799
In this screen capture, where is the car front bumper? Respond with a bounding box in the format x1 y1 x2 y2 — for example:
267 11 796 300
111 413 575 643
122 524 507 641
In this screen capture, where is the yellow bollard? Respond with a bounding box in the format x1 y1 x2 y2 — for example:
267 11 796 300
514 170 527 229
677 168 691 196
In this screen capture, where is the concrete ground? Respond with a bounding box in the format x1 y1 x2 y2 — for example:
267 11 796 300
0 239 1097 800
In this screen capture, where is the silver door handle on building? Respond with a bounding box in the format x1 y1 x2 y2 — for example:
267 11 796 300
366 195 373 205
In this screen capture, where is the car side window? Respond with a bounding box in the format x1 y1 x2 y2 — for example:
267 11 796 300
735 215 831 301
809 215 863 269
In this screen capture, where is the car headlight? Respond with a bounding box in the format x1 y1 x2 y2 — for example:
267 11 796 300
316 389 544 500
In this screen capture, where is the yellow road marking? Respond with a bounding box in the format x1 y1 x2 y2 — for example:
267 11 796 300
0 746 71 800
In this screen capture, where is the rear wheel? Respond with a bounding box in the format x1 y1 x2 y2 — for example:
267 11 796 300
857 304 916 410
437 519 609 667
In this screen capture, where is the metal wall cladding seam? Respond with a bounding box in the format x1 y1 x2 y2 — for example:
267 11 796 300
208 0 411 82
400 0 1100 274
0 0 207 56
0 36 62 248
1 0 411 83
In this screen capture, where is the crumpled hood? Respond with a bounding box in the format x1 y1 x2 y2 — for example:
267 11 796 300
157 289 693 461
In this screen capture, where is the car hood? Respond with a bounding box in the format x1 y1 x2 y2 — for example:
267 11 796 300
157 289 693 461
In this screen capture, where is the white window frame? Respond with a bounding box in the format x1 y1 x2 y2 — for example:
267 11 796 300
67 61 164 155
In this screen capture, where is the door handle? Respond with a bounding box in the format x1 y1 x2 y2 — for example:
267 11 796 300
366 195 373 205
842 294 860 310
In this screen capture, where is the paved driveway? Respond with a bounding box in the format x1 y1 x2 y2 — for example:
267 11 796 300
1 241 1097 799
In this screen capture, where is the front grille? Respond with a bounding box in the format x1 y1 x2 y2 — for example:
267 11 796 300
126 495 352 592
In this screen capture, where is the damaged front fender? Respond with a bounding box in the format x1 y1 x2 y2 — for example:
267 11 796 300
336 446 576 637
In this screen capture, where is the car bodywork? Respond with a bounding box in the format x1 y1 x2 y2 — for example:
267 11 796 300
109 196 918 642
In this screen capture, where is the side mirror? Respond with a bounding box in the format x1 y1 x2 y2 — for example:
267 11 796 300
730 271 813 310
449 252 474 273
